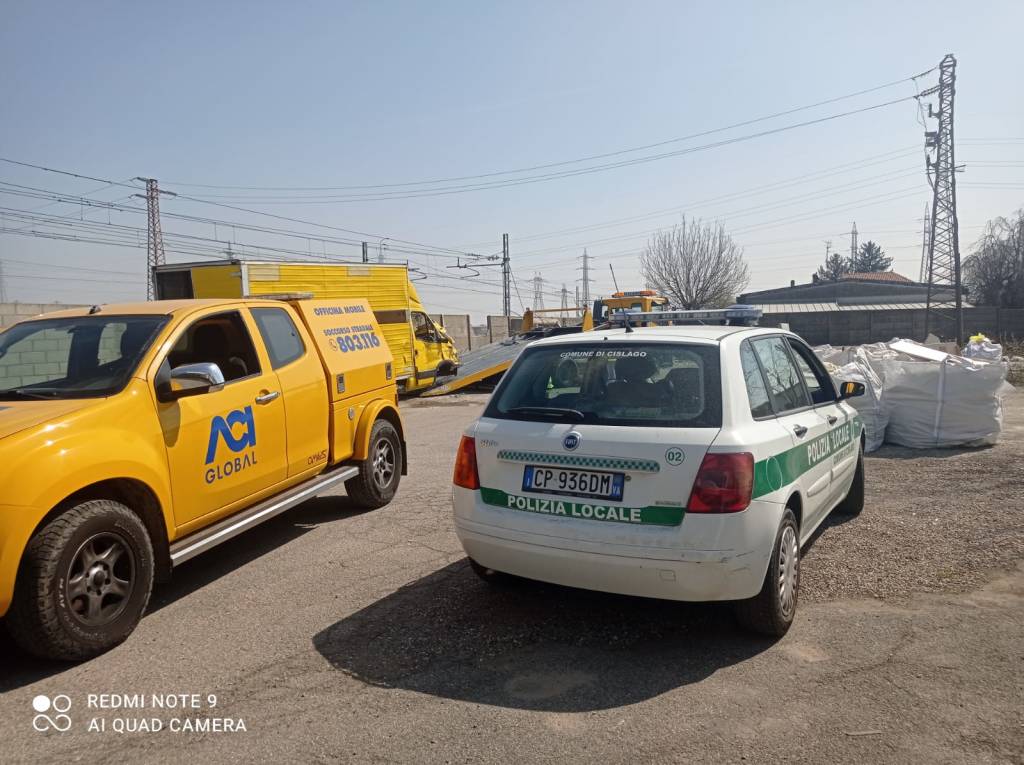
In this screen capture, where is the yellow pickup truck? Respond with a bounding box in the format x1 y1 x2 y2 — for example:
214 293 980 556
0 296 404 660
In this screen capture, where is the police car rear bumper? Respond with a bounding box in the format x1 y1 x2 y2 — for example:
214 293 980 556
454 512 773 602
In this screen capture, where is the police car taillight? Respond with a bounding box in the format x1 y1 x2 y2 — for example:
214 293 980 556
687 453 754 513
453 436 480 490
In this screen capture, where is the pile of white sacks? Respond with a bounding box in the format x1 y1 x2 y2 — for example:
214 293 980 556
814 339 1012 451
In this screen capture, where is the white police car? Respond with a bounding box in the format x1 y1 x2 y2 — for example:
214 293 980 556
452 316 865 635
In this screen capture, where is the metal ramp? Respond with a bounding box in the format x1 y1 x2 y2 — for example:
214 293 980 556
421 324 590 397
420 335 533 397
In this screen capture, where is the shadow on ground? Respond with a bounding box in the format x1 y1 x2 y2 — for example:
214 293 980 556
313 559 774 712
869 443 994 460
0 495 368 693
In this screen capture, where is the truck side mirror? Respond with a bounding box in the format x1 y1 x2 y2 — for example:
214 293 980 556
837 380 865 401
158 362 225 402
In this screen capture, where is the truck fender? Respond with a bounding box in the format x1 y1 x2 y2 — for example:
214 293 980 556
352 401 408 475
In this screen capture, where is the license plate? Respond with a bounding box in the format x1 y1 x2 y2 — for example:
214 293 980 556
522 465 625 501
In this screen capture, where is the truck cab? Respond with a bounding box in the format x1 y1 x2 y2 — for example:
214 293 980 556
0 297 404 660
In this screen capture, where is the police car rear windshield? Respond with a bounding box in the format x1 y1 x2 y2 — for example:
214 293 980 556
485 343 721 428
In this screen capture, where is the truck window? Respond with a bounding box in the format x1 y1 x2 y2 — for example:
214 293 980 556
251 307 305 369
412 312 433 340
167 311 260 383
750 337 811 414
0 315 166 398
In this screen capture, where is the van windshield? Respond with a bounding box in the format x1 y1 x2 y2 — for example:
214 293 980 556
0 315 167 399
485 343 721 427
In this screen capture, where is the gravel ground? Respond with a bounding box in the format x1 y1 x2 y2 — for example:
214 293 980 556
801 390 1024 602
0 390 1020 764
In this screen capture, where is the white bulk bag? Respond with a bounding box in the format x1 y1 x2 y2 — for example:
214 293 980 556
875 353 1009 448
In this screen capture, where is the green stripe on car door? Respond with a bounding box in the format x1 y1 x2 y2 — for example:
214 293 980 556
752 415 862 498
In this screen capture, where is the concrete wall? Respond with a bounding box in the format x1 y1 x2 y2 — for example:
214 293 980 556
760 307 1024 346
485 315 523 344
0 302 85 328
428 313 472 351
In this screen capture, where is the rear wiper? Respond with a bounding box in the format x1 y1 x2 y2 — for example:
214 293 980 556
507 406 585 421
0 388 63 400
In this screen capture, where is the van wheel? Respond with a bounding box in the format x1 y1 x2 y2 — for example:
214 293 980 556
834 446 865 517
7 500 154 661
734 508 799 638
346 419 402 509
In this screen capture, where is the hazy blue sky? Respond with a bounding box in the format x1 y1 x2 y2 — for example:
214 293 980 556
1 1 1022 318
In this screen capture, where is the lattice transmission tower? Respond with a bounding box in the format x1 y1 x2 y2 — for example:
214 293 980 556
918 54 963 342
532 273 544 310
135 177 174 300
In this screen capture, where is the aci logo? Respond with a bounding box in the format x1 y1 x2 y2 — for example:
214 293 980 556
563 432 581 451
32 694 72 733
205 406 258 484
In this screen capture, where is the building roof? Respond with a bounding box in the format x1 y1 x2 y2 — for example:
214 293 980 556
750 301 972 314
839 271 914 284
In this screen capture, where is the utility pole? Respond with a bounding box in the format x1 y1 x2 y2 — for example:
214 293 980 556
574 285 580 309
377 237 390 263
361 241 369 263
560 283 569 325
0 259 6 303
135 177 174 300
578 248 593 305
918 204 931 282
502 233 511 320
609 263 621 292
532 273 544 311
919 53 964 343
849 222 858 269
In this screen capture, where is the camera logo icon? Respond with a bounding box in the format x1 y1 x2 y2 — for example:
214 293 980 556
32 695 72 732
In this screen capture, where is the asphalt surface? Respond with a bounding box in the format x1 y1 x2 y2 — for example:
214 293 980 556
1 392 1022 764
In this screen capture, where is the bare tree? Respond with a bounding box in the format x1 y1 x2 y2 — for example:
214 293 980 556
963 209 1024 307
640 217 748 308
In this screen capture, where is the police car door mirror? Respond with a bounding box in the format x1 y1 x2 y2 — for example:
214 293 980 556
160 363 226 402
838 381 865 400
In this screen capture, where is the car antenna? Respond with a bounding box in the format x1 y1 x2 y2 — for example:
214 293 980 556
622 312 634 333
88 305 102 314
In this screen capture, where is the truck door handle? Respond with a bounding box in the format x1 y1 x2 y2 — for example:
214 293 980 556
793 424 808 438
255 391 280 405
826 414 838 425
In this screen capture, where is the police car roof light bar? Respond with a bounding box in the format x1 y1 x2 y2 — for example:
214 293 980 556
606 305 762 327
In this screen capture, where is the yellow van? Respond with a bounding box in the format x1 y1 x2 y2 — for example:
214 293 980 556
154 260 459 393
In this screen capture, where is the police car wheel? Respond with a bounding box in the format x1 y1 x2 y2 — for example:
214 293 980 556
733 508 799 638
7 500 154 661
345 419 402 509
468 558 519 587
834 446 865 517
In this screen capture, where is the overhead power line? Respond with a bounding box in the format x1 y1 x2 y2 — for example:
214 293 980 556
169 95 924 204
160 70 934 193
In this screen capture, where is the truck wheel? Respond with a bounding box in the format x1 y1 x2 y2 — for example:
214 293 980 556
733 508 799 638
7 500 154 661
834 446 865 517
346 419 402 509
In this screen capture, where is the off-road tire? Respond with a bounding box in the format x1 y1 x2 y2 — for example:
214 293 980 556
345 419 402 509
734 508 799 638
468 558 520 587
834 446 865 517
7 500 154 661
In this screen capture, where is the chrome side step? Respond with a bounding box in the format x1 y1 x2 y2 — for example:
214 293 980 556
169 465 359 567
